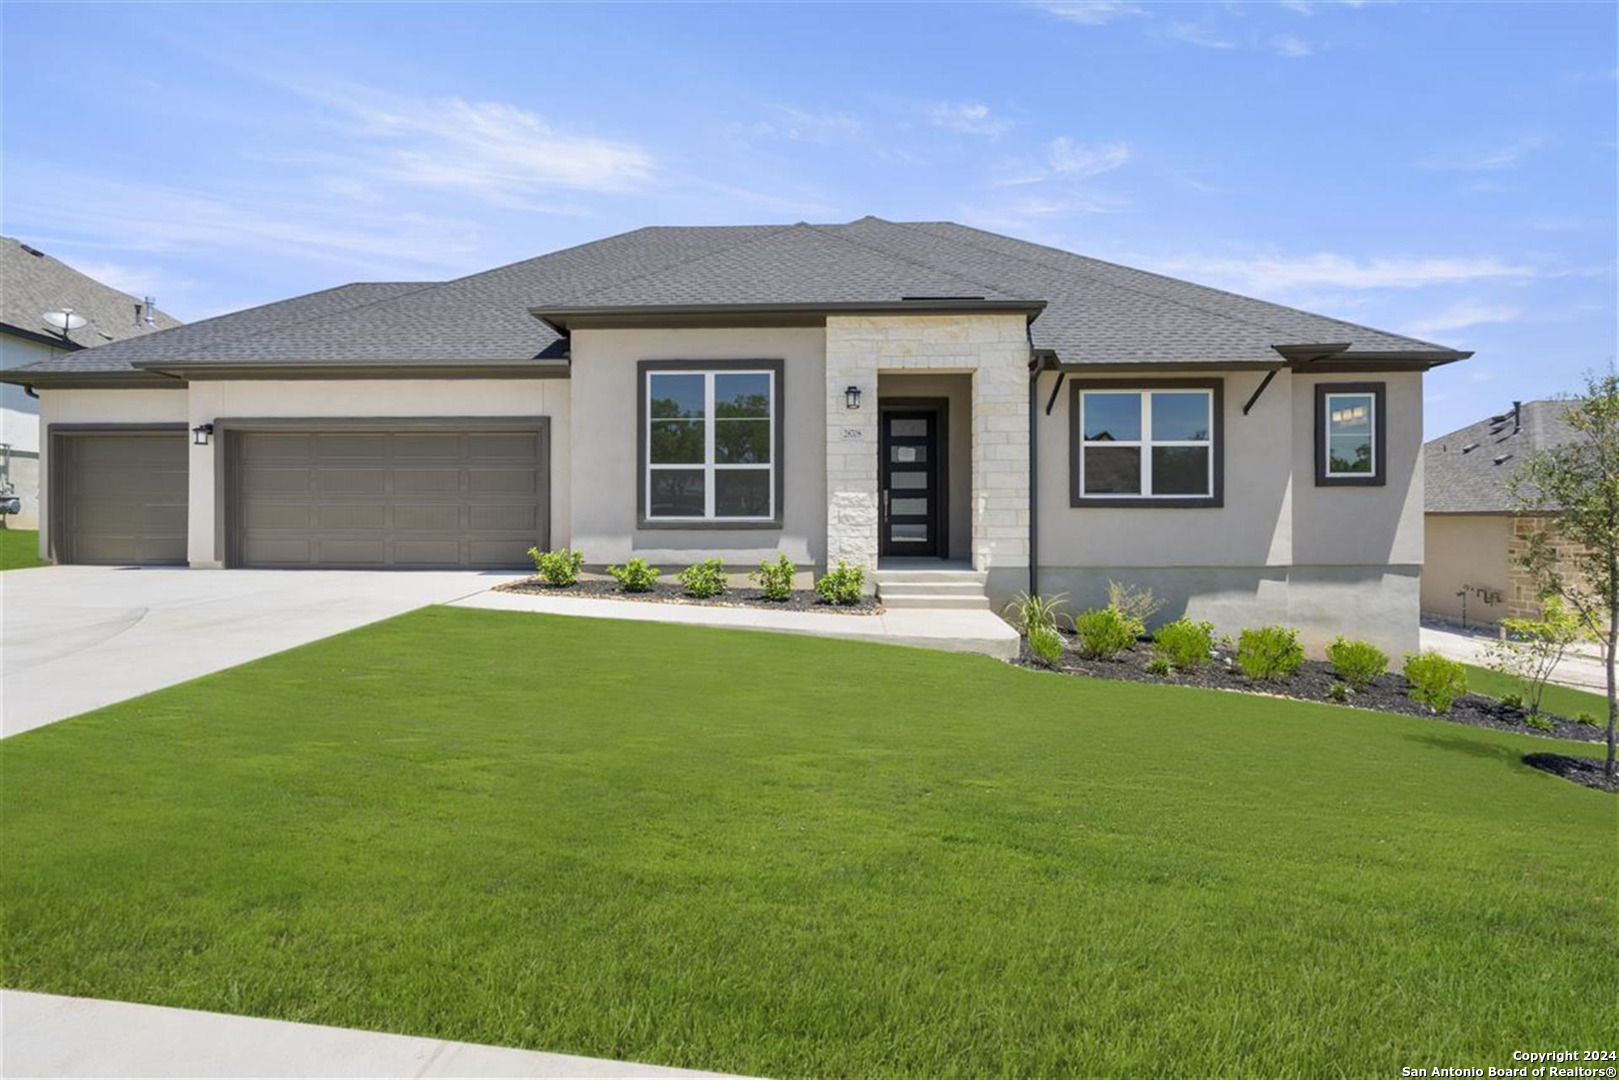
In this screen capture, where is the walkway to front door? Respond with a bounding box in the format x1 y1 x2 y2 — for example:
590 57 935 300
879 406 943 559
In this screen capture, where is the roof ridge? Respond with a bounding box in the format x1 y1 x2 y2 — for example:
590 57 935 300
917 221 1459 353
555 223 803 306
813 222 1023 302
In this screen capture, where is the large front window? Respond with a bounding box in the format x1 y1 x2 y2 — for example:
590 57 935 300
644 366 777 522
1075 386 1217 502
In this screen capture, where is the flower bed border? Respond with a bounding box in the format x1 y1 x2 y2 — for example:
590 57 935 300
496 576 882 615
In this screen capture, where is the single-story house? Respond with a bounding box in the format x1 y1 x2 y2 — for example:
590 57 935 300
0 217 1471 653
1 236 181 528
1423 398 1583 626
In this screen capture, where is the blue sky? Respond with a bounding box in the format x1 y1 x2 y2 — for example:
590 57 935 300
2 1 1613 435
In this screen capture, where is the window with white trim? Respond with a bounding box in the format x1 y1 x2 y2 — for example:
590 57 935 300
1077 387 1215 500
645 368 776 521
1323 391 1376 478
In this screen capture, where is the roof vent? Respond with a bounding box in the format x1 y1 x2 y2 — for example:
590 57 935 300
1461 442 1479 453
1493 453 1512 466
19 243 44 258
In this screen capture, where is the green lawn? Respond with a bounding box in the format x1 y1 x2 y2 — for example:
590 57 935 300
1462 662 1611 722
3 609 1613 1077
0 528 45 570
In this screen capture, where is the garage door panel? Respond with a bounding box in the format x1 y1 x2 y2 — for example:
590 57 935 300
234 425 546 569
57 432 188 566
247 435 312 460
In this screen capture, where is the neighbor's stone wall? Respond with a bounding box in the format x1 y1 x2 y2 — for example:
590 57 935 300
1506 514 1595 619
824 314 1030 578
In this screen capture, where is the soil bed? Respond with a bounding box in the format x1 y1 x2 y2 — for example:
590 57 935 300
497 576 882 615
1018 637 1604 743
1521 752 1619 794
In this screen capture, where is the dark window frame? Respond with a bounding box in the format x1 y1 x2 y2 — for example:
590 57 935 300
1314 381 1387 487
1068 377 1225 508
637 358 785 530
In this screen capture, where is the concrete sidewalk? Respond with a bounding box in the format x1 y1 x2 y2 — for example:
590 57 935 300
1 990 737 1078
453 590 1021 659
1419 619 1612 695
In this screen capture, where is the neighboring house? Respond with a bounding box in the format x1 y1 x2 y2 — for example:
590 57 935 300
0 237 181 528
0 218 1469 653
1423 399 1586 626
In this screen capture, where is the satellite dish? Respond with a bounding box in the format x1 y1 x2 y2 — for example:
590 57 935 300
42 308 87 333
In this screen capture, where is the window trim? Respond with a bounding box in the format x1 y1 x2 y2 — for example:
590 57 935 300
1314 381 1386 487
637 358 785 529
1068 378 1225 508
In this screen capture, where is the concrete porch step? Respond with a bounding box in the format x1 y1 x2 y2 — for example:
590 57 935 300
878 594 992 611
876 581 988 598
871 568 988 586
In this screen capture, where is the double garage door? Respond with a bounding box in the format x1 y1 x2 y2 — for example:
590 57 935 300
53 422 547 569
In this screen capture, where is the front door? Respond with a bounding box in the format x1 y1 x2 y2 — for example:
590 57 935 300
880 409 941 558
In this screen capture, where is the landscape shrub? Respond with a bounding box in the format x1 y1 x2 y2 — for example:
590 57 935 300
1153 618 1215 670
1484 598 1586 720
1005 591 1070 634
1327 682 1351 703
1500 692 1525 710
1403 651 1469 714
1524 713 1555 733
750 555 795 602
606 558 659 593
678 558 728 599
1235 626 1304 682
1144 655 1173 677
1106 580 1163 628
1027 624 1065 666
1577 712 1601 728
1071 605 1143 660
528 547 585 587
1327 637 1389 689
816 561 865 605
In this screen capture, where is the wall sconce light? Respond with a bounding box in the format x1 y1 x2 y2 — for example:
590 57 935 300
192 423 215 446
844 385 862 410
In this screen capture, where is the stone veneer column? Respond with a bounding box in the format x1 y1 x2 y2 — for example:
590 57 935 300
824 314 1031 578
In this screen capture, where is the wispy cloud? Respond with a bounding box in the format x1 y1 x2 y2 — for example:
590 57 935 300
1048 138 1133 178
1406 299 1524 336
1419 135 1547 172
959 191 1130 234
741 105 864 144
1270 33 1315 57
1147 252 1540 293
927 102 1010 138
1168 22 1237 50
1033 1 1147 26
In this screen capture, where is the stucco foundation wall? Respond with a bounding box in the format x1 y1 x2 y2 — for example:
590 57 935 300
186 379 571 567
568 327 825 568
826 314 1029 578
1031 366 1425 655
1422 513 1512 623
35 387 189 559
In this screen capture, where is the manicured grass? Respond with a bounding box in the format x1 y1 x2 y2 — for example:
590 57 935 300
1462 662 1611 723
3 609 1613 1077
0 528 45 570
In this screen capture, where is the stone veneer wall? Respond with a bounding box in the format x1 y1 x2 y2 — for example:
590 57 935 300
1506 514 1596 619
824 314 1030 579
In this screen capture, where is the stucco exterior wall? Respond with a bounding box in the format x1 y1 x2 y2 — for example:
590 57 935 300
35 387 189 558
568 327 826 568
184 379 570 567
826 314 1029 580
1 334 55 455
1421 513 1512 623
1032 366 1425 656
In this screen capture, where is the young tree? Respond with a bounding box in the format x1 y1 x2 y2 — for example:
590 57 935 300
1509 370 1619 780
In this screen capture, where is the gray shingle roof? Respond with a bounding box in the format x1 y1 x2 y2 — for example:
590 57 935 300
4 217 1465 378
1 236 182 349
1425 399 1583 513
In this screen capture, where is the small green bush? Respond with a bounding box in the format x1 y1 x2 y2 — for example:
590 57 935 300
678 558 728 599
816 561 865 605
750 555 795 602
1005 591 1070 634
606 557 659 593
528 547 584 587
1153 618 1215 670
1144 655 1173 677
1326 637 1388 689
1500 692 1525 710
1027 624 1064 666
1524 713 1555 732
1403 651 1469 714
1072 606 1143 660
1576 711 1601 728
1327 681 1351 703
1235 626 1304 682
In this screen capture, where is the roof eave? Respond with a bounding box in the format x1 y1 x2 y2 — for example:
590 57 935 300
0 368 182 390
531 298 1048 333
1273 343 1473 370
130 358 572 381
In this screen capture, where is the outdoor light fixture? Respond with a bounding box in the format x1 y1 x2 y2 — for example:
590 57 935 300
192 423 215 446
845 385 862 410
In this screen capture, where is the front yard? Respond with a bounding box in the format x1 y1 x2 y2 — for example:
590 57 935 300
1 608 1612 1077
0 528 45 571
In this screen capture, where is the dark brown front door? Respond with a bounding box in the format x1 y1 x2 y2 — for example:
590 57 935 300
880 409 940 558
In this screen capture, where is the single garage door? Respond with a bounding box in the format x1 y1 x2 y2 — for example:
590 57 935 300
230 423 548 569
53 429 189 565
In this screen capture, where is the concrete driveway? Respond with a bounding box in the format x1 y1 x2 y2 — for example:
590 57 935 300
2 567 518 737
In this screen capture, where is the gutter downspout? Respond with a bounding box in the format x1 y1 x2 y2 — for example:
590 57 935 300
1028 348 1055 599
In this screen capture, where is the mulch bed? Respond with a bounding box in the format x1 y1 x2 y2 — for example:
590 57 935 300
1521 752 1619 794
496 576 882 615
1017 636 1606 744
